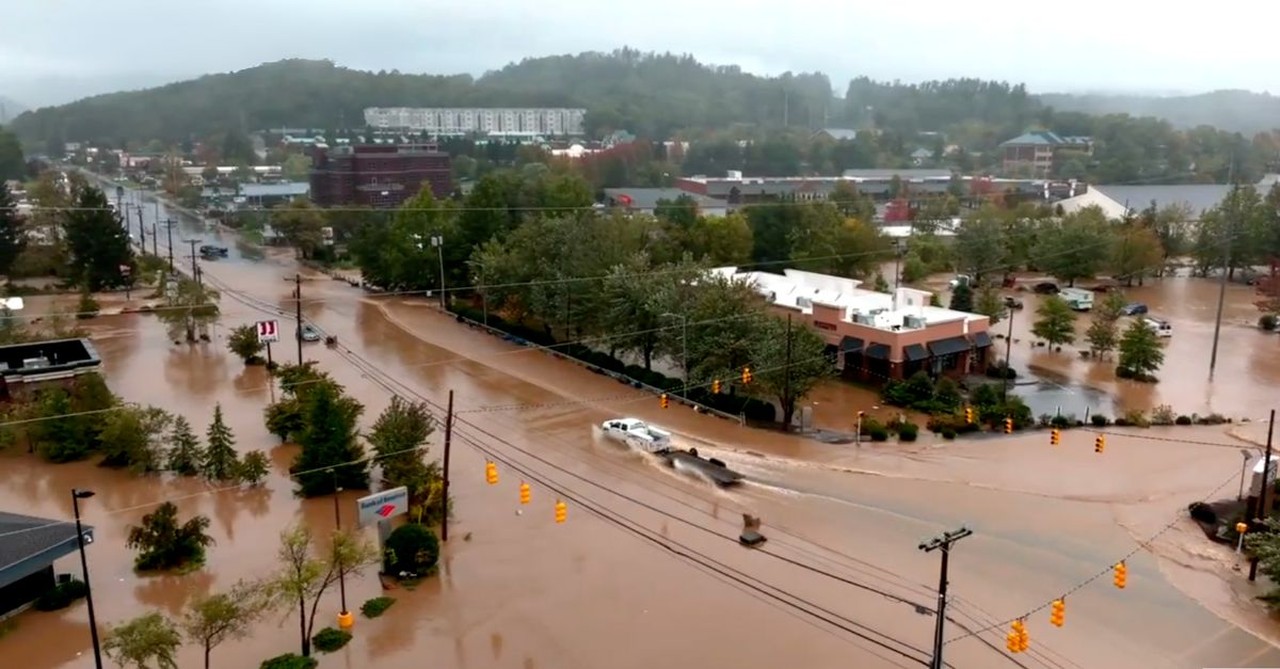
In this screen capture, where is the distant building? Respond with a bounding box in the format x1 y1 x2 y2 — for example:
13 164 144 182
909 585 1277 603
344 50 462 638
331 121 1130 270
364 107 587 136
1000 131 1093 177
201 182 310 209
1056 184 1233 222
309 144 452 209
813 128 859 142
603 188 727 217
711 268 991 382
0 338 102 401
0 511 92 617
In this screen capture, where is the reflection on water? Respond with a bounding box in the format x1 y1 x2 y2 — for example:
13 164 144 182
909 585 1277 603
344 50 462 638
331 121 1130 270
1015 369 1118 419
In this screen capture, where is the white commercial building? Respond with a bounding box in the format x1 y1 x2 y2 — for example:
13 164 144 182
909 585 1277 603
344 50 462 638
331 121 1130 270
363 107 587 136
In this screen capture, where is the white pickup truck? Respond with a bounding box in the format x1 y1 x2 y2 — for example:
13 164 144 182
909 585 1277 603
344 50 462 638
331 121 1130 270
600 418 672 453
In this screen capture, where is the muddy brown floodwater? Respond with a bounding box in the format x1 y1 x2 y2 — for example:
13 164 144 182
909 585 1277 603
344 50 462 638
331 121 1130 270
4 188 1280 668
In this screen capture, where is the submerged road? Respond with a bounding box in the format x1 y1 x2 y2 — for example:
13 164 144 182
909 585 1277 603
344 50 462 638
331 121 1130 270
26 177 1279 669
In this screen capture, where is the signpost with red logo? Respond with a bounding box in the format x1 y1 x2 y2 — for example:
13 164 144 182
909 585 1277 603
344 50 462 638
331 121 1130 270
256 320 280 367
356 486 409 552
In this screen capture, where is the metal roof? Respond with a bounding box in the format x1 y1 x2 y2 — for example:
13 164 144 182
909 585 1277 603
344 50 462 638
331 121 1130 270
1093 184 1233 216
0 511 90 589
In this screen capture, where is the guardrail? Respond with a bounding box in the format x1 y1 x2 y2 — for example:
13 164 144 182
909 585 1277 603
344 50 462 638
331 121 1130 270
447 310 746 426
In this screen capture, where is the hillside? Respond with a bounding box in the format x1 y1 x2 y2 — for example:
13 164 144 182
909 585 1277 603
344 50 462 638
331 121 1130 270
0 96 26 123
1040 90 1280 135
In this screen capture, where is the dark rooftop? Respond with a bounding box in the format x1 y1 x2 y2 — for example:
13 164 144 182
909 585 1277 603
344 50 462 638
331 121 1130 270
0 338 101 380
0 511 89 589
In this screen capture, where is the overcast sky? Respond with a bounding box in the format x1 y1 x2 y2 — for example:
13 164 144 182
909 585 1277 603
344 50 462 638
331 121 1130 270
3 0 1276 108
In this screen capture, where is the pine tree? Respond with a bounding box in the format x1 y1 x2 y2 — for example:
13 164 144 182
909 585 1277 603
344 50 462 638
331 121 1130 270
949 282 974 312
1117 320 1164 381
167 416 205 476
0 183 27 277
290 383 368 496
61 186 134 291
237 450 270 486
202 405 239 481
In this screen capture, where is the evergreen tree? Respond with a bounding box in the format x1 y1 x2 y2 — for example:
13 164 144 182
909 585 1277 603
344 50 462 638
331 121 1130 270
0 183 28 276
61 186 134 291
1117 320 1164 381
237 450 270 486
291 383 368 496
949 283 974 312
202 405 239 481
167 416 205 476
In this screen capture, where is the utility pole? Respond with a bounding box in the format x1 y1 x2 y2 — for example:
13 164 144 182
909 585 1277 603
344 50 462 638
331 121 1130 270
1209 179 1238 380
151 222 158 257
136 208 146 254
919 527 973 669
431 235 446 309
294 274 303 365
165 220 175 271
1249 410 1275 582
328 469 351 627
1002 307 1015 399
783 313 794 429
185 239 200 285
441 390 454 542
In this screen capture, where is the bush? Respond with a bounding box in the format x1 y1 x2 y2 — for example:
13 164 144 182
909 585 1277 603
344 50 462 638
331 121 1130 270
898 422 919 442
1150 405 1175 426
33 579 88 611
868 425 890 442
1123 409 1150 428
1113 417 1130 427
1050 415 1071 428
260 654 318 669
1090 414 1109 426
384 523 440 576
1261 314 1278 331
941 429 957 440
311 627 352 653
1175 415 1193 425
985 363 1018 380
361 596 396 618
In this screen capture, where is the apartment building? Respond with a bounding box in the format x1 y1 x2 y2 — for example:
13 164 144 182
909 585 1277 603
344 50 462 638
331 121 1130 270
363 107 587 136
711 268 992 382
309 143 452 209
1000 131 1094 177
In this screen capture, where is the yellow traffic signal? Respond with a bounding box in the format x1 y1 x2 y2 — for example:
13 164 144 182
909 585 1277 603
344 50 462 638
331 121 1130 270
964 406 974 424
1095 435 1106 453
711 379 721 394
1005 629 1019 653
485 461 498 486
519 481 531 505
1007 620 1028 653
554 499 567 524
1050 428 1061 446
1113 561 1127 589
660 393 670 409
742 366 753 384
1050 598 1065 627
1017 622 1029 653
1004 417 1013 434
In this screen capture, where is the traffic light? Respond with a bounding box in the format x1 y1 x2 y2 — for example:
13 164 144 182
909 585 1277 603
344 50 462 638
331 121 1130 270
485 461 498 485
660 393 670 409
1113 561 1127 589
1050 428 1061 446
1050 598 1065 627
711 379 721 394
1007 620 1028 653
1095 435 1106 453
964 406 974 424
1017 620 1029 653
554 499 567 524
519 482 531 505
742 366 753 384
1004 417 1014 434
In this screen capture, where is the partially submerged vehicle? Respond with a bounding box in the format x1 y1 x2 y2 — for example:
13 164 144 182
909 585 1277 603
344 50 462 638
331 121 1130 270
599 418 743 487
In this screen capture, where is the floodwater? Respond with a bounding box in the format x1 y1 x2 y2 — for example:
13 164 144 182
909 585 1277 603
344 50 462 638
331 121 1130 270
4 183 1280 668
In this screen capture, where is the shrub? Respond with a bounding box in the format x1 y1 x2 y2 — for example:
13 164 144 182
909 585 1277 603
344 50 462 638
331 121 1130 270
1150 405 1175 426
868 425 890 442
260 654 317 669
860 417 884 435
1123 409 1150 428
1201 413 1228 425
361 596 396 619
33 579 88 611
1261 314 1278 331
1175 415 1193 425
1090 414 1108 427
898 422 919 442
311 627 352 653
941 429 957 440
384 523 440 576
1113 417 1130 427
1050 415 1071 428
985 363 1018 380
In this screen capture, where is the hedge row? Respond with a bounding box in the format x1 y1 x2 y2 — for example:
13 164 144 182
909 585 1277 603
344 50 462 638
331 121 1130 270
449 305 777 422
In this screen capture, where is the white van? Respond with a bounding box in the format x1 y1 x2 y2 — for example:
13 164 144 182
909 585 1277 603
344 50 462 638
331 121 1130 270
1144 317 1172 338
1060 287 1094 311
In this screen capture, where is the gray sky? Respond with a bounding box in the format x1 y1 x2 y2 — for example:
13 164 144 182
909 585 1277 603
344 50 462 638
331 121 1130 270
3 0 1276 108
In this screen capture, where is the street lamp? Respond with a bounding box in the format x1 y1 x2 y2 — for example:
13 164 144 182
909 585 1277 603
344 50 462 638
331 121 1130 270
71 488 103 669
430 235 445 309
1002 303 1015 399
893 239 907 290
661 312 688 397
328 469 352 630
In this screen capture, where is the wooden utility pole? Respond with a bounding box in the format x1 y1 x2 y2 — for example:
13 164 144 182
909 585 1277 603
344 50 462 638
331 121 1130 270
441 390 455 542
294 274 303 365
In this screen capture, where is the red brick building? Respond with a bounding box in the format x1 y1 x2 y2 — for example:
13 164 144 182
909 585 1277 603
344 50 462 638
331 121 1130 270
309 144 452 209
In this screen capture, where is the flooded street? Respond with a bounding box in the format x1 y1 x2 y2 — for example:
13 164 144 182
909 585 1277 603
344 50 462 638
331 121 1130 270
5 185 1280 668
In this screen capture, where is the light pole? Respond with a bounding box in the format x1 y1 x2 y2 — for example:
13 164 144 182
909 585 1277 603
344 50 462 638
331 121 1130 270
920 527 972 669
328 469 352 630
893 239 907 290
662 312 688 397
1002 304 1015 399
1240 448 1254 501
72 489 103 669
431 235 445 309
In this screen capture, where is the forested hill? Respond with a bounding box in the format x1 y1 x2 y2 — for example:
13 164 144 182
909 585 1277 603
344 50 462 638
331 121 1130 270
1040 90 1280 135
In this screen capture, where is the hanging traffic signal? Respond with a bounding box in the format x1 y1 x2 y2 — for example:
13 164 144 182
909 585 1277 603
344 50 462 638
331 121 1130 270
1007 620 1028 653
1004 417 1014 434
711 379 721 394
964 406 974 424
1095 435 1106 453
1113 561 1127 589
519 482 531 505
1017 619 1029 653
742 366 753 384
1050 598 1065 627
485 461 498 485
660 393 670 409
1050 428 1061 446
1005 628 1019 653
554 499 567 524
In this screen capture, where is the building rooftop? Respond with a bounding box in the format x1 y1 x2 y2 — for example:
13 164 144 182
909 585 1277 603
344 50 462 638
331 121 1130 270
711 267 986 332
0 338 101 381
1001 131 1093 147
816 128 860 141
841 168 953 181
603 188 725 211
0 511 90 589
202 182 310 199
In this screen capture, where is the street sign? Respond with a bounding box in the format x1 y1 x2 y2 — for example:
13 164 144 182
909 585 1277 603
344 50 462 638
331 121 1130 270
256 319 280 343
119 264 131 276
356 487 409 527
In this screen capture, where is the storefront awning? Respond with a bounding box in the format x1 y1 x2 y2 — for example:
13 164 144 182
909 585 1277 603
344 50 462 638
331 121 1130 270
839 336 864 353
928 336 971 357
971 331 993 348
904 344 929 361
865 343 891 360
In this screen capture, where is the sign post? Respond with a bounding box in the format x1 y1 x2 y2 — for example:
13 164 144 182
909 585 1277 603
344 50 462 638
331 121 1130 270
256 320 280 368
356 487 409 574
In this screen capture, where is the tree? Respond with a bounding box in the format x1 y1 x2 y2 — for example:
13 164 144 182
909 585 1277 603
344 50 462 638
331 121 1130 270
61 186 135 291
166 417 204 476
1032 207 1112 286
181 580 268 669
270 524 377 658
272 199 327 258
683 213 753 265
237 450 270 485
1109 224 1164 286
749 315 833 429
1031 296 1077 347
227 324 265 364
367 396 442 519
383 524 440 575
1117 319 1164 380
953 211 1008 282
155 276 219 343
291 382 368 496
282 153 312 181
1084 316 1119 358
99 406 172 473
949 283 974 312
103 612 181 669
126 502 214 571
0 183 28 277
202 404 239 481
599 252 669 370
974 284 1003 325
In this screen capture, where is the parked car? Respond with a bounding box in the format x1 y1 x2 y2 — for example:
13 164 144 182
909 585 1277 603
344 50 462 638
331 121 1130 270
949 274 973 288
1003 296 1024 310
199 245 229 259
1121 303 1148 316
1033 282 1059 295
1144 317 1173 338
299 324 321 342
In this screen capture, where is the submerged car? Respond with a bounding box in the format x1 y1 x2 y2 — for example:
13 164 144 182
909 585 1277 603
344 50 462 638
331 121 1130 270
1121 303 1148 316
299 324 322 342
